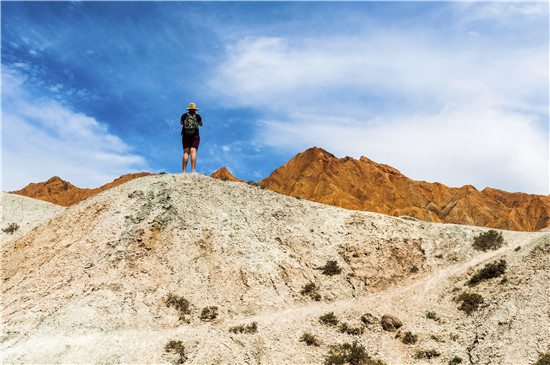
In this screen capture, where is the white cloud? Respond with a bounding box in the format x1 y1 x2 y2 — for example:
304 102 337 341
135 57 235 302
258 104 548 194
2 67 149 191
209 25 548 194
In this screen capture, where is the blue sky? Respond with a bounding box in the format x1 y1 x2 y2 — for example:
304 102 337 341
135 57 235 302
2 1 548 195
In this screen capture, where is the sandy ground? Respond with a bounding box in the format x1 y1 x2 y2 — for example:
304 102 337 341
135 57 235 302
2 173 549 364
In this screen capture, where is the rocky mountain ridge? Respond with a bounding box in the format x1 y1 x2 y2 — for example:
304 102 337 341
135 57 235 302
255 147 549 232
9 147 548 231
10 172 154 207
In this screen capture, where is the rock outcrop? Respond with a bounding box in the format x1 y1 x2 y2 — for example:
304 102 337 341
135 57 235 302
258 147 550 232
10 173 153 207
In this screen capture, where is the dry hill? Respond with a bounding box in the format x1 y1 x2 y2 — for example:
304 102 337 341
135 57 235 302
1 192 65 243
2 173 548 364
10 172 154 207
257 147 550 232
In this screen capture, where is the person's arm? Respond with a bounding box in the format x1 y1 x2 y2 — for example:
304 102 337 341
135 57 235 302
198 114 203 126
180 113 186 125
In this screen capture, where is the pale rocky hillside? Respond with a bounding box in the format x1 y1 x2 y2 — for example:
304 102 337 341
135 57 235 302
2 174 548 364
1 192 65 244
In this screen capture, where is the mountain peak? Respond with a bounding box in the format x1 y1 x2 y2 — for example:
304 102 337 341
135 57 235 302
259 147 549 231
11 173 154 207
210 167 244 183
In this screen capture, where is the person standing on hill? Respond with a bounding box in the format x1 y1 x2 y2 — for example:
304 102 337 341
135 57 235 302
180 103 203 173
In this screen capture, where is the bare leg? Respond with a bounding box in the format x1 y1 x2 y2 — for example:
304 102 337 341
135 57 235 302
182 147 190 172
190 148 197 172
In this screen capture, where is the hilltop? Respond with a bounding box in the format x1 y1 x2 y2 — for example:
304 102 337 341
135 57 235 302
2 173 549 364
10 172 154 207
10 148 548 232
210 167 245 183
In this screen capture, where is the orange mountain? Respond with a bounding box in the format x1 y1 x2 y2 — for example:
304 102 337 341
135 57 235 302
257 147 549 232
210 167 245 183
11 173 154 207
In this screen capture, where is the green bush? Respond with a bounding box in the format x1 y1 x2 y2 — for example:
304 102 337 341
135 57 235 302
229 322 257 334
300 332 321 346
2 223 19 234
535 352 550 365
426 311 440 321
200 306 218 321
401 331 418 344
415 349 441 359
472 230 504 251
455 292 484 315
339 322 364 336
321 260 343 275
166 294 191 322
320 312 339 326
448 356 463 365
164 340 186 364
324 341 386 365
301 282 322 301
468 260 507 286
410 265 419 273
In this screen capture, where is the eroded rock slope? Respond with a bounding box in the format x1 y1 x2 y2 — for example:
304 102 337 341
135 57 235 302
2 173 548 364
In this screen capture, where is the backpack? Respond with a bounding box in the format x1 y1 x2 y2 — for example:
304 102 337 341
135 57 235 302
182 113 198 135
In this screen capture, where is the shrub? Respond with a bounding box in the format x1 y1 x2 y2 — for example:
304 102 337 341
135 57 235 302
2 223 19 234
410 265 419 273
340 322 364 336
430 334 443 342
449 333 459 341
166 294 191 321
467 260 507 286
448 356 463 365
321 260 342 276
301 282 318 295
320 312 339 326
455 292 484 315
426 311 440 321
200 306 218 321
472 230 504 251
415 349 441 359
324 341 386 365
401 331 418 345
535 352 550 365
159 172 167 175
229 322 257 334
300 332 321 346
301 282 322 301
164 340 186 364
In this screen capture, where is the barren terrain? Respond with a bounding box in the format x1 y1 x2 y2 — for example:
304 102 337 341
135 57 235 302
2 173 549 364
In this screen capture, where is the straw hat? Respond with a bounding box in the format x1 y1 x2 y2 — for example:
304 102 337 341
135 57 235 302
186 103 199 111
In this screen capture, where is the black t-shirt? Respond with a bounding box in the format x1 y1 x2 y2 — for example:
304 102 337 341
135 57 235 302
180 112 202 137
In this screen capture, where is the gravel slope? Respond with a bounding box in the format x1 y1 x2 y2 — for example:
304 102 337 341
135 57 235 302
2 173 548 364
